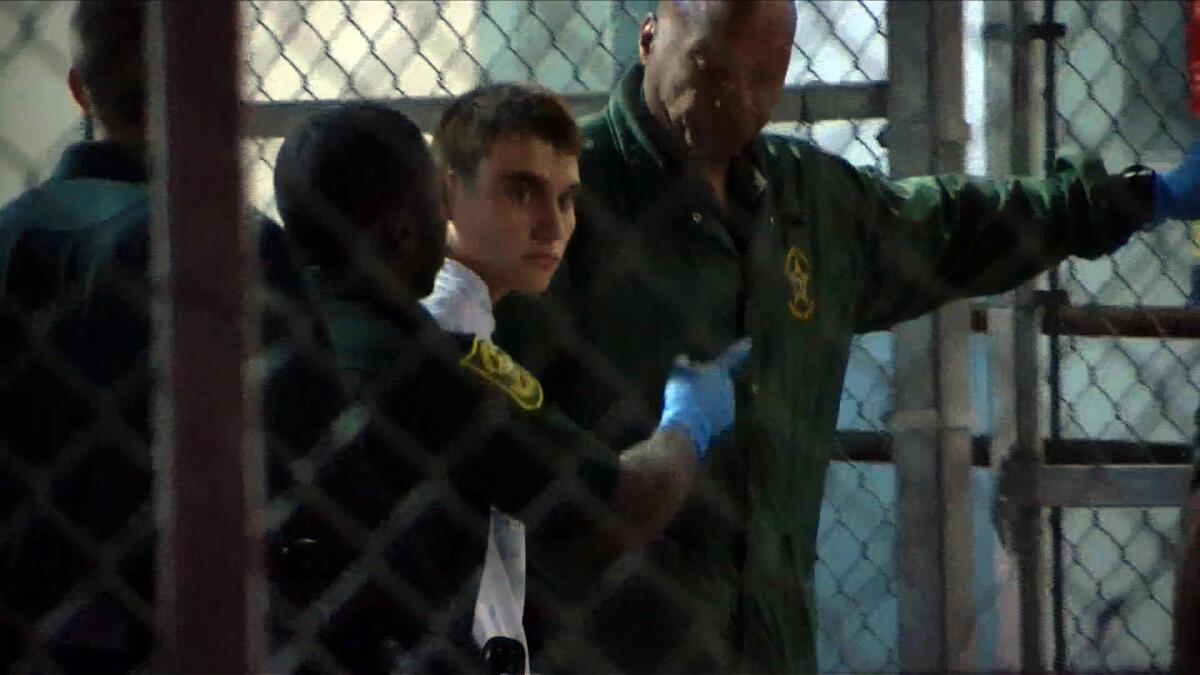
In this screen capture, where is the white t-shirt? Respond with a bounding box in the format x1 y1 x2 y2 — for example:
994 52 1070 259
421 258 529 671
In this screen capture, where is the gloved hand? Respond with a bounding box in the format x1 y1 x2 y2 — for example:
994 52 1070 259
656 338 752 459
1154 141 1200 223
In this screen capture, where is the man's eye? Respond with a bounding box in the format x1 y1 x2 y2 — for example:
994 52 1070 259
508 184 532 205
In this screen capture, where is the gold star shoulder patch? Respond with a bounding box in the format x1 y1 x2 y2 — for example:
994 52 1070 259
460 338 544 411
785 246 814 321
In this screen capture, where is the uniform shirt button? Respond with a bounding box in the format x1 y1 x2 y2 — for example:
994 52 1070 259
692 212 703 224
751 383 760 397
768 216 776 226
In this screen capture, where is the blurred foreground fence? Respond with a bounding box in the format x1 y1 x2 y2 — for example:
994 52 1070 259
0 0 1196 671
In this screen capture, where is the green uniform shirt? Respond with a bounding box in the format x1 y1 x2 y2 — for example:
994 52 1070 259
494 65 1150 673
0 142 347 672
283 274 621 672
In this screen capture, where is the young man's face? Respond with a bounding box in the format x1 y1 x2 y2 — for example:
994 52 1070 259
446 135 580 297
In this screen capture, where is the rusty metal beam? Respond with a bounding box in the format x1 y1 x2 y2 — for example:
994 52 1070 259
148 1 263 672
969 304 1200 338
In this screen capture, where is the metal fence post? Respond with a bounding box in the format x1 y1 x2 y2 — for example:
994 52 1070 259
983 2 1049 673
147 1 263 672
888 1 976 671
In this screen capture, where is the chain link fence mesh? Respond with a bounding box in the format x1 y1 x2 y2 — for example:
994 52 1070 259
3 0 1194 672
0 1 901 671
240 2 898 672
1048 0 1192 670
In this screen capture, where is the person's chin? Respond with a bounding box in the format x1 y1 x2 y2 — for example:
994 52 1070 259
513 276 553 297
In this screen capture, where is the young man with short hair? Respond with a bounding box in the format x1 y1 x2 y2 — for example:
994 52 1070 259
421 82 585 667
274 100 747 672
424 82 581 332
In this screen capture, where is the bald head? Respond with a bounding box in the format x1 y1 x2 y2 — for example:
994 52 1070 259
657 0 797 39
639 0 795 162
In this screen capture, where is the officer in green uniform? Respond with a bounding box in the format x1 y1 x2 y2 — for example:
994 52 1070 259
271 102 748 672
0 3 348 671
493 1 1200 672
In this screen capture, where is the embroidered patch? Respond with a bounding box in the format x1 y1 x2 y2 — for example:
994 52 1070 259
784 246 814 321
460 338 544 411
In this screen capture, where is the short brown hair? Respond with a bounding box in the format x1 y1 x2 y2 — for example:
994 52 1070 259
71 1 146 135
433 82 580 185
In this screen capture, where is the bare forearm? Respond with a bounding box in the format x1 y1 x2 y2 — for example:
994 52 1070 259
601 428 698 553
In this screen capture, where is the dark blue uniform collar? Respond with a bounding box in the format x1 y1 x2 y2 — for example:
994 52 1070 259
52 141 148 184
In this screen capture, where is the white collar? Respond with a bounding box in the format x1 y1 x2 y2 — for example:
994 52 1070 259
421 257 496 341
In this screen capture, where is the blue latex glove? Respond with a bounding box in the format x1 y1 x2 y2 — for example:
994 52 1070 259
656 338 752 458
1154 141 1200 223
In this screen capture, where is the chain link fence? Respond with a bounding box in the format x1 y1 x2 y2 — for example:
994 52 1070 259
1043 0 1193 670
2 0 1195 672
0 1 901 671
239 2 899 672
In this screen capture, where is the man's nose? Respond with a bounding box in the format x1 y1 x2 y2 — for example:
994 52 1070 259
532 201 567 243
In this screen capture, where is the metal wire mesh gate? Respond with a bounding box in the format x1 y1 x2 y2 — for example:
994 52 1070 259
0 0 1196 672
1046 0 1192 670
983 0 1196 672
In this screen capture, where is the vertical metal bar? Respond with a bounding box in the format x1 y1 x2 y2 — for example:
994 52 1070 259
982 2 1023 669
981 4 1020 666
986 305 1021 673
985 2 1050 672
1037 0 1068 670
147 1 263 672
930 4 977 671
887 0 939 665
1013 286 1050 675
1014 0 1052 666
889 1 975 671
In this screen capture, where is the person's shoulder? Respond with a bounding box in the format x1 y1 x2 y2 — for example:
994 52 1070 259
456 336 544 413
757 132 873 210
0 178 147 234
0 179 150 289
759 132 851 173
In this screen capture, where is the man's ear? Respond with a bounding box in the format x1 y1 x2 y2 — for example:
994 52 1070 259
68 67 90 114
638 13 658 65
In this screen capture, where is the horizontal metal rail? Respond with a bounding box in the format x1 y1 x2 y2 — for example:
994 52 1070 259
836 432 1191 507
242 81 890 138
838 430 1194 466
970 304 1200 339
1031 465 1191 508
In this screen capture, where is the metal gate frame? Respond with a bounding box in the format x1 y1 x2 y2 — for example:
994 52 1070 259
985 1 1193 672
